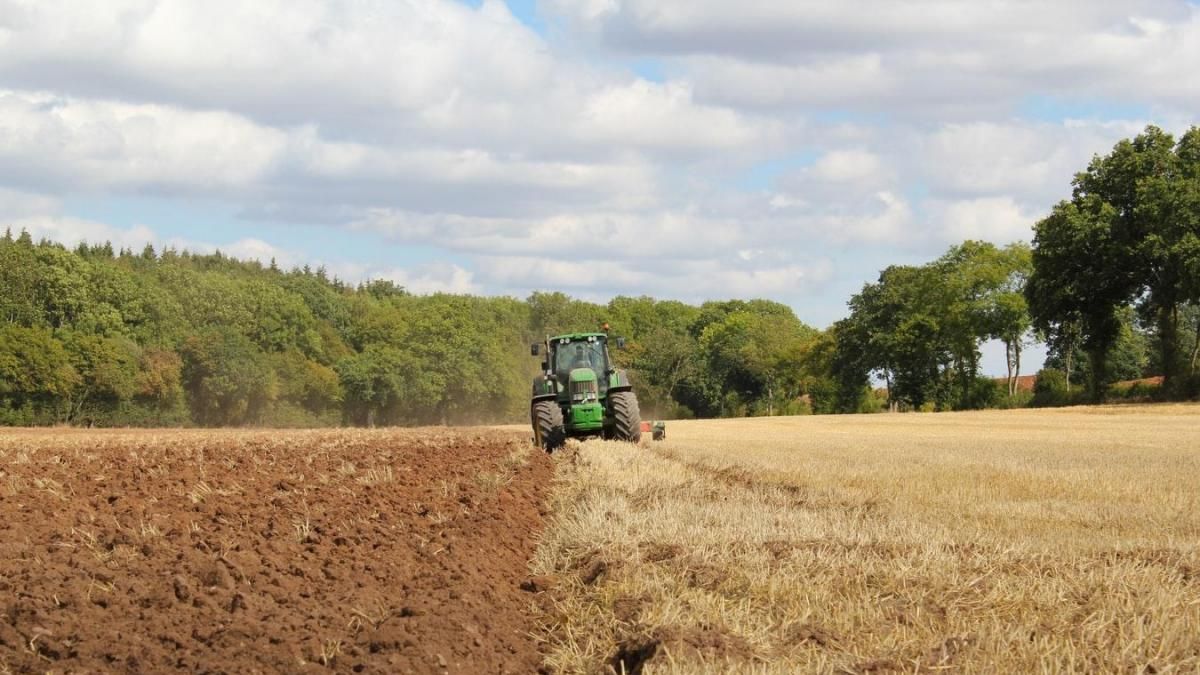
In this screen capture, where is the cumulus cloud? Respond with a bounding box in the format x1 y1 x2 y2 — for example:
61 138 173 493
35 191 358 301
546 0 1200 113
0 0 1192 323
12 214 158 251
345 262 482 296
476 254 832 300
809 149 886 184
0 187 59 218
915 120 1148 204
0 0 765 160
927 197 1038 244
349 207 747 260
0 89 287 194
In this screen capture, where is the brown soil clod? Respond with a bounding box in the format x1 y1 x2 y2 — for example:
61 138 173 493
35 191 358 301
609 637 660 675
924 635 973 667
610 595 647 625
574 550 620 586
683 563 728 591
651 624 755 662
640 542 683 563
521 575 558 593
783 622 838 648
762 540 794 561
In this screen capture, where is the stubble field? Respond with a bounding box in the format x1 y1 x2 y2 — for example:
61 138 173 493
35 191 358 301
533 405 1200 673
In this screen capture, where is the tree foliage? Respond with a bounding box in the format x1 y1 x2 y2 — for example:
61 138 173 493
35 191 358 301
1028 125 1200 398
832 241 1033 412
0 234 831 426
5 123 1197 427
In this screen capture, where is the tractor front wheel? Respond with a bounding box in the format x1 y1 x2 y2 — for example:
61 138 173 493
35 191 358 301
609 391 642 443
532 400 566 452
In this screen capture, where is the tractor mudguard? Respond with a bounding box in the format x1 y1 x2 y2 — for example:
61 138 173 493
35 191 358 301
531 375 557 402
607 368 633 392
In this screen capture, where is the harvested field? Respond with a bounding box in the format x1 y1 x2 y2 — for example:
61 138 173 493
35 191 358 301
532 404 1200 673
0 427 551 674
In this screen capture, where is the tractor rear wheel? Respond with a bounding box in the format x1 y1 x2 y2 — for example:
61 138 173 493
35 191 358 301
532 400 566 452
609 391 642 443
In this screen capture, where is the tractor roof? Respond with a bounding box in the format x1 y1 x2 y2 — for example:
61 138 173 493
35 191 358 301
548 332 608 342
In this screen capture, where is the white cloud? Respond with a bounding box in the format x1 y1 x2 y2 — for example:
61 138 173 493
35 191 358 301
571 79 767 154
350 207 747 261
9 209 305 267
810 148 885 184
12 213 158 250
476 254 832 300
826 191 914 245
0 0 764 162
0 90 287 193
366 263 481 296
916 120 1150 203
0 187 58 218
0 0 1194 327
548 1 1200 115
927 196 1037 244
686 54 892 109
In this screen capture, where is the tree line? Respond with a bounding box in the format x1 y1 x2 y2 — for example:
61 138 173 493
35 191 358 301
0 232 833 426
1 125 1197 426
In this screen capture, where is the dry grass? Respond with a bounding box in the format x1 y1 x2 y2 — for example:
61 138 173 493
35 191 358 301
532 404 1200 674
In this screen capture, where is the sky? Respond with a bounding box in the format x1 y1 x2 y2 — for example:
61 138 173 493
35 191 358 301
2 0 1199 375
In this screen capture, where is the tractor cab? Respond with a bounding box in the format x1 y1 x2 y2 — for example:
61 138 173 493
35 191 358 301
551 334 609 386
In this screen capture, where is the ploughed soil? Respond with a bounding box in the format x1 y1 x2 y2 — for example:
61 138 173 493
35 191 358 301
0 427 552 673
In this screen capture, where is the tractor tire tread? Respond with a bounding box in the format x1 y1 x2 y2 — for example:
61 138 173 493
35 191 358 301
532 400 566 452
610 391 642 443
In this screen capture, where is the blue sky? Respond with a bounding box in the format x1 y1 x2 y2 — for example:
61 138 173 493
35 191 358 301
3 0 1199 375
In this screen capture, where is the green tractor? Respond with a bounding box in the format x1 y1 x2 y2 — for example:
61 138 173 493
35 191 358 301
530 331 641 451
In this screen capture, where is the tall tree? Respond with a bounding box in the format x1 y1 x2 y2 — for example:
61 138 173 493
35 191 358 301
1027 196 1134 398
1065 125 1200 390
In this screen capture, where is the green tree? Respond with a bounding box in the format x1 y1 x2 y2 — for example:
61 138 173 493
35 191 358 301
336 344 412 426
0 325 79 422
180 327 277 425
1027 196 1134 399
0 233 41 326
1043 125 1200 393
61 332 140 422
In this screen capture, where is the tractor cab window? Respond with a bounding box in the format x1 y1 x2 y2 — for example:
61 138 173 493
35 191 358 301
554 340 607 377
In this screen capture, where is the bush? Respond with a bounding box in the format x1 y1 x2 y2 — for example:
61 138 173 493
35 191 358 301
1164 374 1200 400
859 388 887 414
1031 369 1080 407
1111 381 1159 401
993 389 1034 410
965 376 1003 410
259 401 341 428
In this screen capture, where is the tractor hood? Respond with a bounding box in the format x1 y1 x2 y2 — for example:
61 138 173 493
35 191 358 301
568 368 600 403
569 368 598 384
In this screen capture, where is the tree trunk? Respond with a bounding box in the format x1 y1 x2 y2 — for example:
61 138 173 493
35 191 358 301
1004 340 1015 397
1191 315 1200 375
1159 303 1181 385
1088 344 1109 402
1014 343 1021 396
1065 347 1074 394
884 369 895 412
960 353 971 409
